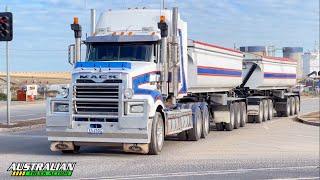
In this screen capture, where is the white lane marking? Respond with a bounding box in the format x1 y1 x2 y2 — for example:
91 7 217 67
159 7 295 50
77 165 319 180
0 134 46 138
265 177 320 180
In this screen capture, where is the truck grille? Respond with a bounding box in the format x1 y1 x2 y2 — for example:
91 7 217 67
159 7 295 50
73 83 121 116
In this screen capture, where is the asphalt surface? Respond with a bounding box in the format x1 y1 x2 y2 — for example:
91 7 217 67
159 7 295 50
0 98 319 179
0 101 45 123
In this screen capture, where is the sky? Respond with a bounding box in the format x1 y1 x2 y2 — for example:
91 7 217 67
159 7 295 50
0 0 319 72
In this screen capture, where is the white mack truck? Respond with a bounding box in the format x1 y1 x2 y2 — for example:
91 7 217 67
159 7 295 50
46 7 299 155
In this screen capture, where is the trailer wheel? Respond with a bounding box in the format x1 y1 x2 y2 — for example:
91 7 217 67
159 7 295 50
215 123 224 131
62 145 80 154
240 102 247 127
187 105 202 141
294 96 300 115
225 104 235 131
234 103 240 129
284 98 291 117
267 99 273 120
200 104 210 138
148 112 164 155
290 97 296 115
262 100 268 122
256 101 263 123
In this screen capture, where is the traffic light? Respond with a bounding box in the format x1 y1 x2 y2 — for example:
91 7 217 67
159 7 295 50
0 12 13 41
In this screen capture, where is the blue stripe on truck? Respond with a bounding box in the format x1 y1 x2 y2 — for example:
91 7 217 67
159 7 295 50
132 71 162 101
197 66 242 77
264 72 296 79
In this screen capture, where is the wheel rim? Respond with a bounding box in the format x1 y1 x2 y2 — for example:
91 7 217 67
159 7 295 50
156 119 164 149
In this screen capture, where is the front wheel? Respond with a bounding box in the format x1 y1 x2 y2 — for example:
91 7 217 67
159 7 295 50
148 112 164 155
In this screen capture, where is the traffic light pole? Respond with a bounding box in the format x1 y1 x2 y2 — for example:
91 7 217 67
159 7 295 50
5 6 11 125
6 37 10 125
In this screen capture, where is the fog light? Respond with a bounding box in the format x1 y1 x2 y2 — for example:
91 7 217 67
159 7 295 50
130 104 144 113
53 102 69 112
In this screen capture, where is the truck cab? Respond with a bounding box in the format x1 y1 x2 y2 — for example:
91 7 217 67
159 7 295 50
46 8 194 155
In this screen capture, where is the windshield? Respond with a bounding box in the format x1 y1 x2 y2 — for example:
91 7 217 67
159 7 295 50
86 42 155 62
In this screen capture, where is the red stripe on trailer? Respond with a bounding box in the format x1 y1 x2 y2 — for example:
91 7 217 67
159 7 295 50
197 65 242 72
193 40 243 54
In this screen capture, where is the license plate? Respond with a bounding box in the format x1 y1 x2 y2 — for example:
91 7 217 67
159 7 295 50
87 128 103 134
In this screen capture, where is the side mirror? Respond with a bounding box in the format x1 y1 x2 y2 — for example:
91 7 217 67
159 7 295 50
68 44 75 65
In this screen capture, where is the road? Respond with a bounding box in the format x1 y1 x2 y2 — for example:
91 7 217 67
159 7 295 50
0 101 45 123
0 97 317 123
0 98 319 179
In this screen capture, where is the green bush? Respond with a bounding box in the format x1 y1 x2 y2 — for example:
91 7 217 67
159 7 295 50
0 93 7 101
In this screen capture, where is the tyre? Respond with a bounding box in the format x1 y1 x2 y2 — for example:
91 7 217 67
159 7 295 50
267 99 273 120
290 97 296 115
240 102 247 127
62 145 80 154
284 98 291 117
262 100 268 122
187 105 202 141
225 103 235 131
215 123 224 131
200 104 210 138
256 101 263 123
148 112 164 155
234 103 240 129
295 96 300 115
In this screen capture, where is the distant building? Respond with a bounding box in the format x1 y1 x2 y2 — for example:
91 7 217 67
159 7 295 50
303 49 320 77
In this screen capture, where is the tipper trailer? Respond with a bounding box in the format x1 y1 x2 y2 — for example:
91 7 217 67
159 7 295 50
46 7 299 155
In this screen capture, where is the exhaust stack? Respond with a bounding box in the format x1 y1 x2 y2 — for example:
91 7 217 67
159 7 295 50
171 7 179 104
90 9 96 36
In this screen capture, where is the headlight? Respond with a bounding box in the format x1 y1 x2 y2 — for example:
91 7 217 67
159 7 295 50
130 104 144 113
53 102 69 112
124 88 134 99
